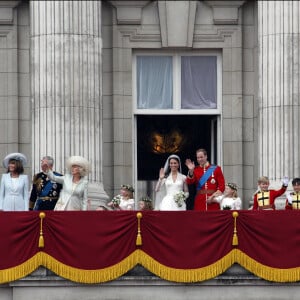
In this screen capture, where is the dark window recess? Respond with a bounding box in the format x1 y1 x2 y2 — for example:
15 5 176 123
137 115 216 180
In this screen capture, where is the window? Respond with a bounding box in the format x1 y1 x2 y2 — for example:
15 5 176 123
133 51 222 203
137 56 173 109
181 56 217 109
134 52 221 113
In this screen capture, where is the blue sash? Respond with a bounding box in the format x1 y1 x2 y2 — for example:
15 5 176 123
40 180 53 197
196 165 217 191
39 172 61 197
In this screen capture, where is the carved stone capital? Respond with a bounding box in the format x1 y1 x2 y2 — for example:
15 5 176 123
0 1 20 24
204 1 246 25
109 1 151 25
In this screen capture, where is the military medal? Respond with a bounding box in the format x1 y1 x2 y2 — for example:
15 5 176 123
210 174 216 184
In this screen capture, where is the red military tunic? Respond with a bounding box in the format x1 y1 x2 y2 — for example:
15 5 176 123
285 192 300 210
186 163 225 211
252 186 286 210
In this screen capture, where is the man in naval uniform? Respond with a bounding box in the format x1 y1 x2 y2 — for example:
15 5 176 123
29 156 63 210
185 148 225 211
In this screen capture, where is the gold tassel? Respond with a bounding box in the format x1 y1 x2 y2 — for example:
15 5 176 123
39 212 46 248
136 212 143 246
232 211 239 246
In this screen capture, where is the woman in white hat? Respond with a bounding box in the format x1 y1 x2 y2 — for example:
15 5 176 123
42 156 90 211
0 152 29 211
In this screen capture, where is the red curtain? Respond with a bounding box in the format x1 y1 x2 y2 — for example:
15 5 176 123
0 210 300 283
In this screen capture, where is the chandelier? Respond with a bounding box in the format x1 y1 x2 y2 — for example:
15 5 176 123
150 129 186 154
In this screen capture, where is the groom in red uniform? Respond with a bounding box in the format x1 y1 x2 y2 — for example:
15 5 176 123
185 148 225 211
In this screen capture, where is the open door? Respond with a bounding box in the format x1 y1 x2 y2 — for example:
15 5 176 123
134 115 221 209
210 116 219 165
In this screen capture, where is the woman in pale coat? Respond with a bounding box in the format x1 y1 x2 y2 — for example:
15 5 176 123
42 156 90 211
0 153 29 211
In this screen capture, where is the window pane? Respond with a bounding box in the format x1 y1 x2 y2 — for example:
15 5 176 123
181 56 217 109
137 56 173 109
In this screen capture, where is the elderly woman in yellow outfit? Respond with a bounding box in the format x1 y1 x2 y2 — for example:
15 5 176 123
42 156 90 211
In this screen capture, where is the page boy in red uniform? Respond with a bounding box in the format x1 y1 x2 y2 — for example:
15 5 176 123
252 176 289 210
285 178 300 210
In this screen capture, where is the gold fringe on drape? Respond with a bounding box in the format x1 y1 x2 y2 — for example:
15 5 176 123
1 250 300 284
0 250 235 284
0 253 42 284
0 251 139 284
41 251 139 283
234 249 300 282
137 249 236 282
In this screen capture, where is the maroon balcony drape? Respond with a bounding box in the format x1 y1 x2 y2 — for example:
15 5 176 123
0 210 299 283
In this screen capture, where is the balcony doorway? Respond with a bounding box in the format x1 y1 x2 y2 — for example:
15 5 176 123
135 114 220 210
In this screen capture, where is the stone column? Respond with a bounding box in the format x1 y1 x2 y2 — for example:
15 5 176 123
30 0 108 208
258 1 300 207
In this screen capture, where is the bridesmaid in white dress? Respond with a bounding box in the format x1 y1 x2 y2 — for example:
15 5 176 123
0 153 29 211
107 184 135 211
209 182 242 210
155 154 189 211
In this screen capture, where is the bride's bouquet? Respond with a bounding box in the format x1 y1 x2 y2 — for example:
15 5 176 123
174 191 186 208
111 194 121 207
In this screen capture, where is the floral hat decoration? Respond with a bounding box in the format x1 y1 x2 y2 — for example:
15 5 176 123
226 182 238 191
121 184 135 193
140 196 152 203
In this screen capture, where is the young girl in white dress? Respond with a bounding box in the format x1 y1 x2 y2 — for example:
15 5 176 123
210 182 242 210
155 154 189 211
108 184 135 211
138 196 154 211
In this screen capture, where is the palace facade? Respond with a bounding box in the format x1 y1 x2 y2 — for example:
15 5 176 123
0 1 300 299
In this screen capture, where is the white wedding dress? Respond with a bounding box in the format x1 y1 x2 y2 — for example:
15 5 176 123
155 173 188 211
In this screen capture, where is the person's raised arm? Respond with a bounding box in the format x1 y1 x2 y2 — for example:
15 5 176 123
42 161 64 184
185 159 195 178
155 168 165 192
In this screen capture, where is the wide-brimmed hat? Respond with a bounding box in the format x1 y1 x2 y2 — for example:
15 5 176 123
66 156 91 174
3 152 27 168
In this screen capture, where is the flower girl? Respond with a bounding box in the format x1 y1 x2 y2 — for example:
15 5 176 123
210 183 242 210
108 184 135 210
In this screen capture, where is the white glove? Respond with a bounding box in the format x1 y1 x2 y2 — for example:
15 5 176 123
282 176 289 187
214 195 224 204
184 192 189 199
286 191 293 204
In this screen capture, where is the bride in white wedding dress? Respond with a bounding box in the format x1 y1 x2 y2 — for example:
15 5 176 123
155 154 189 211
